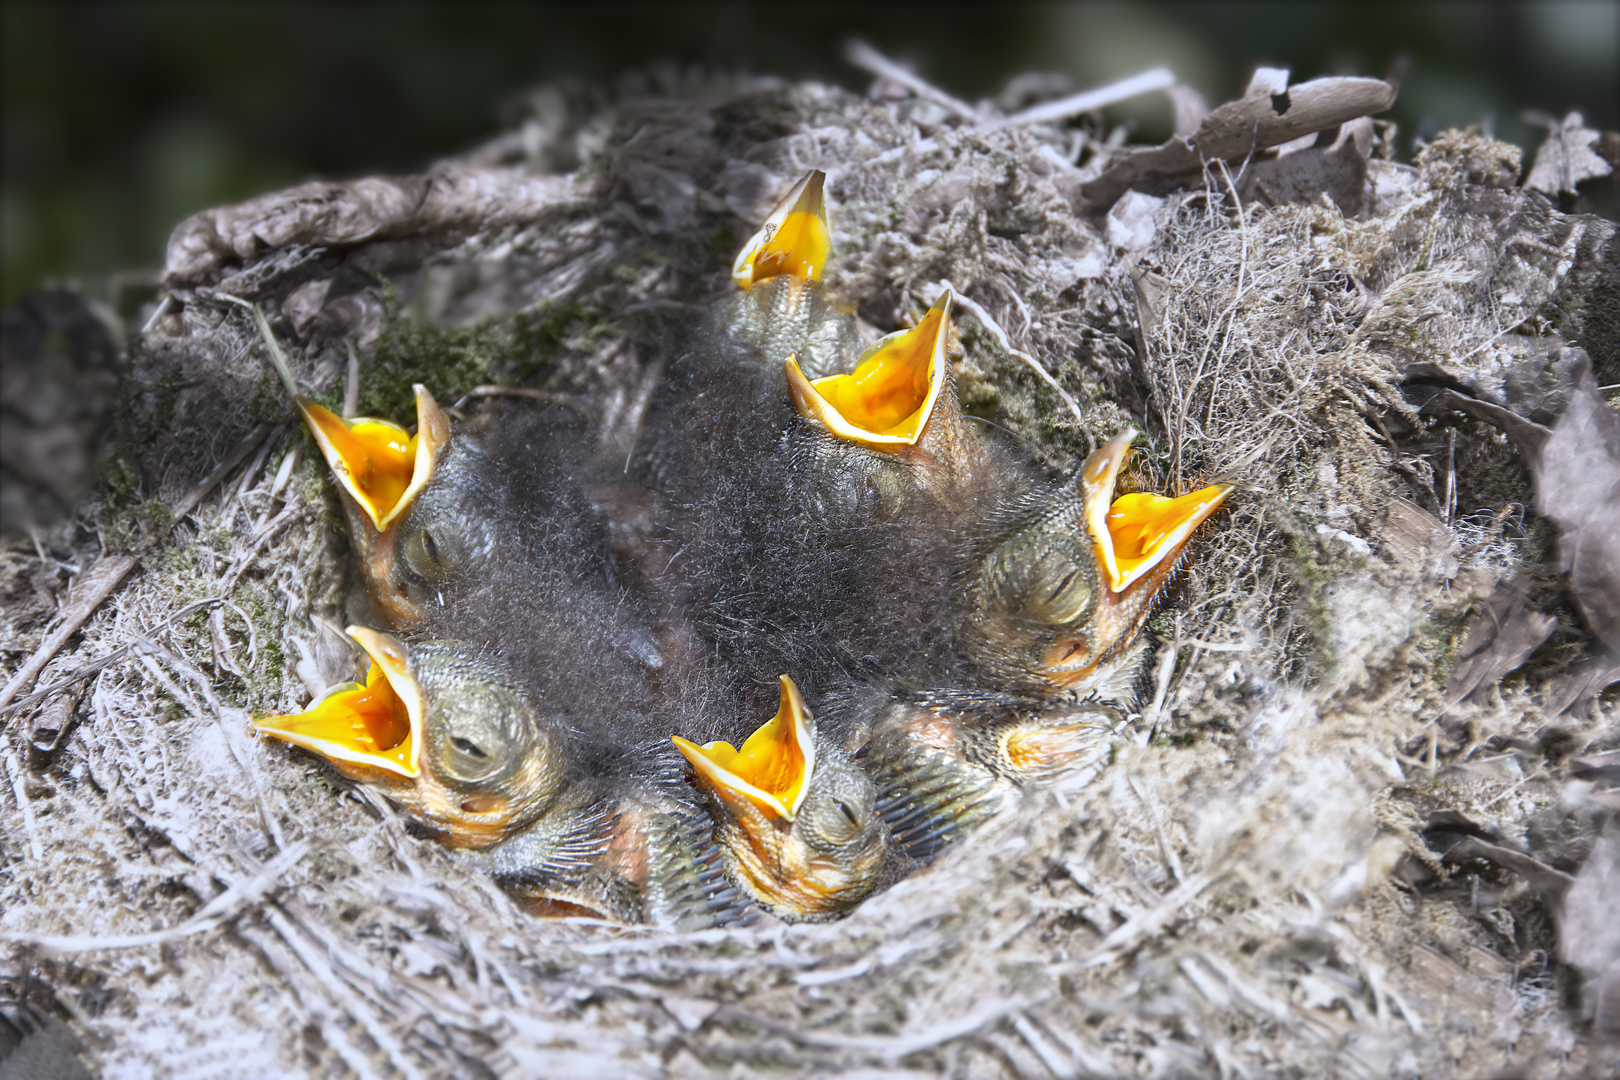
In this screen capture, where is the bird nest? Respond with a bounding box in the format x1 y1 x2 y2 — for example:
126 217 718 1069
2 69 1618 1078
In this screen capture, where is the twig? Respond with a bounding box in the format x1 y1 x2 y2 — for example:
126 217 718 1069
0 842 308 954
1010 1011 1076 1079
0 597 227 719
343 339 361 418
1441 836 1575 899
1129 774 1185 886
218 294 301 402
1058 871 1217 971
169 423 275 523
449 384 604 423
139 293 173 336
136 639 287 850
1 744 43 860
935 283 1091 435
845 41 978 122
995 68 1177 129
0 555 139 711
230 422 289 505
261 903 430 1080
236 920 388 1080
717 993 1042 1057
217 504 303 594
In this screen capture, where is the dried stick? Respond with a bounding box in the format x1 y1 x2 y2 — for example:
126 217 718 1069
0 555 139 711
935 283 1091 433
995 68 1176 129
169 423 276 523
1058 870 1217 971
717 992 1042 1058
0 596 226 719
1 744 42 860
343 338 362 418
0 842 308 954
846 41 977 122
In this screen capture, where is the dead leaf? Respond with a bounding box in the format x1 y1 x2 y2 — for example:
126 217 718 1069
1236 117 1376 216
1525 112 1614 197
1381 498 1460 579
1078 69 1395 213
1424 346 1620 710
1534 383 1620 657
1444 578 1555 705
1561 827 1620 1035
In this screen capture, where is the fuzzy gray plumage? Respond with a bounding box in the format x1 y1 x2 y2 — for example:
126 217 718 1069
2 69 1618 1077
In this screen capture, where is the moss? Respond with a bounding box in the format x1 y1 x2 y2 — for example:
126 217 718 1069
1421 609 1475 687
356 287 610 421
100 364 181 506
1282 531 1335 671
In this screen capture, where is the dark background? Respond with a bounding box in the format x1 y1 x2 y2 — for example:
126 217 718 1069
3 1 1616 307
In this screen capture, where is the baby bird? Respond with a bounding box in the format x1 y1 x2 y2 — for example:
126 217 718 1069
253 628 744 928
672 676 900 922
839 686 1122 863
297 386 461 628
298 390 626 638
253 627 568 848
963 431 1232 697
783 289 998 515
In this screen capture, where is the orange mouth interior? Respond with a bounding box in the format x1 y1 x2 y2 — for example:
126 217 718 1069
300 403 417 525
734 171 831 288
786 292 950 448
673 676 813 820
298 386 449 535
750 209 831 285
253 630 421 778
1104 486 1234 590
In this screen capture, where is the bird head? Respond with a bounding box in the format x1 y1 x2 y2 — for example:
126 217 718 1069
253 628 568 847
782 290 982 509
298 386 504 627
969 431 1232 694
672 675 888 921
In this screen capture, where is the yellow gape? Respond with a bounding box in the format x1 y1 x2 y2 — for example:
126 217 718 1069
672 675 815 820
253 627 421 779
1105 487 1234 592
785 291 952 450
298 384 451 533
732 171 832 288
1082 432 1233 595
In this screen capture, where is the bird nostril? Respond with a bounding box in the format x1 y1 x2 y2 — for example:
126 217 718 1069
1043 636 1088 667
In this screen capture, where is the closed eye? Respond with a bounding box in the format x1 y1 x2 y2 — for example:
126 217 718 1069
1043 569 1079 608
452 736 487 760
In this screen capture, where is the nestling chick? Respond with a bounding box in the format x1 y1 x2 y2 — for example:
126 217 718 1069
673 675 900 922
298 388 619 635
964 431 1231 696
837 685 1122 862
253 627 568 847
254 629 746 927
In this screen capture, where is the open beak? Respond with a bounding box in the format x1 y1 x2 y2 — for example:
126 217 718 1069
298 384 451 533
1085 432 1233 593
253 627 424 780
1045 432 1232 682
784 290 952 450
673 675 816 821
732 171 831 289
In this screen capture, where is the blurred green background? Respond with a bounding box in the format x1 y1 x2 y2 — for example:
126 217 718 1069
3 1 1616 307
